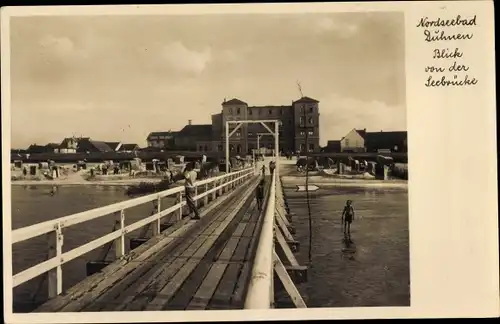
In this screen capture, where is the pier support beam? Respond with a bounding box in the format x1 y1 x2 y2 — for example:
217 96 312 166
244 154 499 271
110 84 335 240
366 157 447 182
273 251 307 308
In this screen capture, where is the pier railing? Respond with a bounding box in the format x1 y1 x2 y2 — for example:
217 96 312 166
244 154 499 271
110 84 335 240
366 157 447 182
11 167 255 298
245 170 307 309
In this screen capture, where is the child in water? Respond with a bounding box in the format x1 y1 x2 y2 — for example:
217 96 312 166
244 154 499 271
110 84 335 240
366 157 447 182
341 200 355 242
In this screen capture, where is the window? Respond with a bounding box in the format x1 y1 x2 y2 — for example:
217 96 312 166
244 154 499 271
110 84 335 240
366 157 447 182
288 120 292 125
345 139 350 147
199 145 203 151
299 143 305 151
308 131 314 136
249 109 253 115
308 117 313 124
309 106 313 113
300 131 305 136
237 145 242 153
309 143 314 152
229 108 233 114
280 108 284 115
268 109 272 115
217 145 223 151
299 116 304 124
230 144 235 151
204 145 208 151
268 143 273 149
248 132 253 136
300 106 304 113
236 131 241 137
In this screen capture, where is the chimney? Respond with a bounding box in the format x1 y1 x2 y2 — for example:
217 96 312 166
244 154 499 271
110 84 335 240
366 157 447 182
188 119 192 125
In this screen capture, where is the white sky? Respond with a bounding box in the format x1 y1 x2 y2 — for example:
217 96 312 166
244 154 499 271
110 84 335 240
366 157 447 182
9 12 406 148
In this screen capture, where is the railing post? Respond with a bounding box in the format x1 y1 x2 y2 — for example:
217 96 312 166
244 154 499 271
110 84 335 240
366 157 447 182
204 183 209 206
194 186 199 208
115 209 125 259
152 196 161 236
177 191 183 221
212 180 217 200
47 223 63 298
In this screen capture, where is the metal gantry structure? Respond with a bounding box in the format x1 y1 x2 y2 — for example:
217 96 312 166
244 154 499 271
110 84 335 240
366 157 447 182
225 120 281 176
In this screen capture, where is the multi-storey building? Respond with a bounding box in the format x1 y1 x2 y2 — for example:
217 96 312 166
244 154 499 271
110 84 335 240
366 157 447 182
202 96 320 155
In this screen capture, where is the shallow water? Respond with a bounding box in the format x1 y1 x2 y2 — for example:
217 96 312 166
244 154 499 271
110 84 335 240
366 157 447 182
276 185 410 308
10 185 178 312
9 184 409 311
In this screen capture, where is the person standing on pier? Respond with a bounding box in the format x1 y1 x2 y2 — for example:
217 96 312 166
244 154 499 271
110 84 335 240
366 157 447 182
269 161 276 176
255 179 265 211
261 163 266 177
183 162 201 220
341 200 355 242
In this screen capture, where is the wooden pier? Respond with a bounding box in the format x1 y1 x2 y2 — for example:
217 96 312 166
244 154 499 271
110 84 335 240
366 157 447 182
11 162 308 312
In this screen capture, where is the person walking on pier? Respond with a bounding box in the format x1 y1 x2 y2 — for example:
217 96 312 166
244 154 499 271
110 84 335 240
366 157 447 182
341 200 355 242
269 161 276 176
183 162 201 220
261 164 266 177
255 179 265 211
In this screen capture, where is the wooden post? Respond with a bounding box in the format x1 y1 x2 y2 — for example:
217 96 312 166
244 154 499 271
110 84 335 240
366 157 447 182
212 180 217 200
115 209 125 259
47 223 63 298
152 196 161 236
194 186 199 208
204 184 209 206
177 191 183 221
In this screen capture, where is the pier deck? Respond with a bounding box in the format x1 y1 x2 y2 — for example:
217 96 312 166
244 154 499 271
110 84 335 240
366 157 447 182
33 176 270 312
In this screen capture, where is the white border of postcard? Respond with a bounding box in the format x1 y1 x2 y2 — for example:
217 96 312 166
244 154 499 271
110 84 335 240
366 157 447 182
2 1 498 323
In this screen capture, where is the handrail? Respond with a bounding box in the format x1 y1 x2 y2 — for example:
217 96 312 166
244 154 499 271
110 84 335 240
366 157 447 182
244 171 276 309
11 166 255 293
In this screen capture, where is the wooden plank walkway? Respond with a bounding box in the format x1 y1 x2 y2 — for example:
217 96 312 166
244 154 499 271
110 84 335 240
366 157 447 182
34 175 270 312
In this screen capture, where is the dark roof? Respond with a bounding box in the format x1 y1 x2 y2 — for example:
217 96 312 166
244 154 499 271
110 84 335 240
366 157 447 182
147 131 177 138
45 143 60 149
222 98 247 106
178 124 212 138
355 129 367 139
120 143 139 151
293 96 319 104
89 141 114 152
76 138 113 153
364 131 407 149
27 144 47 152
105 142 121 150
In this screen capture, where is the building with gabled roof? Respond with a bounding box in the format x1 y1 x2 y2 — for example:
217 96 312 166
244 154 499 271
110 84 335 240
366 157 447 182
364 131 407 153
175 121 213 151
340 128 367 153
105 142 122 151
119 143 140 152
146 131 178 149
75 138 113 153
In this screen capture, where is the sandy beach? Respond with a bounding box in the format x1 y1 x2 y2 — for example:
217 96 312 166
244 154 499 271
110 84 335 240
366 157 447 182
280 175 408 189
10 178 164 186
